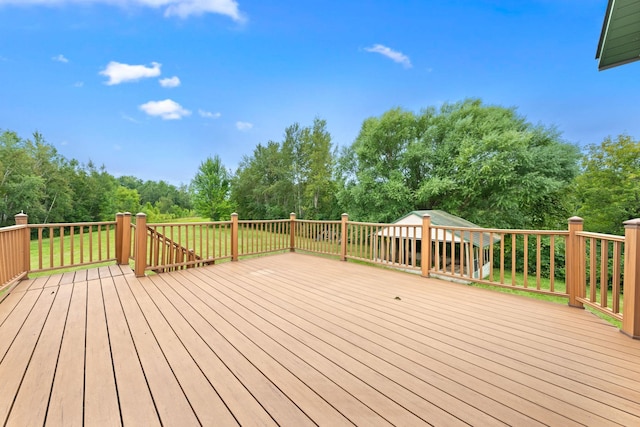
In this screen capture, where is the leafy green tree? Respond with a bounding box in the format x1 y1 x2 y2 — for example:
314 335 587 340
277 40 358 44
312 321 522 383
191 155 234 220
112 186 141 214
338 99 580 228
30 132 74 223
0 131 43 225
575 134 640 234
116 176 193 212
231 118 337 219
232 141 293 219
303 118 338 219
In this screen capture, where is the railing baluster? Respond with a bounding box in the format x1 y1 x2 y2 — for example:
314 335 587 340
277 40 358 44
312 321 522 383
536 235 541 290
549 235 555 292
612 241 621 314
590 237 597 302
600 240 608 308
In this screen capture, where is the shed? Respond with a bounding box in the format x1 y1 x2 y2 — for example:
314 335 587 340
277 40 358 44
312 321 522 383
379 210 500 279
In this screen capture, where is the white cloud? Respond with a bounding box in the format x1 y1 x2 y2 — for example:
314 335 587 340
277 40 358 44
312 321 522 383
100 61 161 85
236 121 253 131
52 54 68 63
199 109 221 119
139 99 191 120
159 76 181 88
0 1 246 21
73 81 84 87
364 44 412 68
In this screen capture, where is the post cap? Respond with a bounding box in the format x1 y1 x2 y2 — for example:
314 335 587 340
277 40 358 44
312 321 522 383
136 212 147 218
422 213 431 218
623 218 640 228
568 216 583 224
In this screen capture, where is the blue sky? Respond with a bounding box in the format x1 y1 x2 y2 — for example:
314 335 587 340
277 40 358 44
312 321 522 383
0 0 634 185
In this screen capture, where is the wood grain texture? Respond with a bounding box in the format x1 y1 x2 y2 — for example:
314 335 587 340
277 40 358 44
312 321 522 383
1 254 639 426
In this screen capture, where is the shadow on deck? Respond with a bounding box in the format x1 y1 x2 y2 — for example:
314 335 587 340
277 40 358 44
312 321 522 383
1 253 639 426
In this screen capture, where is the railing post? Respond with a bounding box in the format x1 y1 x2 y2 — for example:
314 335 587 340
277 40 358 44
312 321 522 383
422 214 431 277
15 212 29 277
134 213 147 277
231 213 239 261
622 218 640 339
120 213 131 264
566 216 584 308
289 213 296 252
340 213 348 261
115 213 123 263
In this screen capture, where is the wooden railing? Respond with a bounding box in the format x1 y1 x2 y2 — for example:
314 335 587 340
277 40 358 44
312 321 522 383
136 214 230 274
344 221 422 271
0 214 29 297
294 218 342 257
28 220 117 273
575 230 625 321
430 225 570 298
3 211 640 339
238 217 291 257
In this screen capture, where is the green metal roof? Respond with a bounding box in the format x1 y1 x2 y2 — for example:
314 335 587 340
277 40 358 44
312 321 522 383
394 210 500 247
596 0 640 70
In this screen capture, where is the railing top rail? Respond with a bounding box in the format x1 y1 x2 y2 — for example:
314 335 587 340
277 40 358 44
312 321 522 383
348 221 421 227
296 219 341 224
0 224 27 232
147 221 232 227
430 225 569 235
575 231 625 242
27 221 116 228
238 219 290 224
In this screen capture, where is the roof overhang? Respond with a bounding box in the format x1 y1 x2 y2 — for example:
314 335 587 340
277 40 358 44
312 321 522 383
596 0 640 70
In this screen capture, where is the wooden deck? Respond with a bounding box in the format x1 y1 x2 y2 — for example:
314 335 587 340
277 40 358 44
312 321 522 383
1 253 640 426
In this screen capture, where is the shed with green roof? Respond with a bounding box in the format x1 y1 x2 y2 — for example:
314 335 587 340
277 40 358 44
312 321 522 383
381 210 499 279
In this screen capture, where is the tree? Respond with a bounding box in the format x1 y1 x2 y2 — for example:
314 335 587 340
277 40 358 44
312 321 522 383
303 118 338 219
231 118 337 219
112 186 141 214
191 155 233 220
232 141 293 219
575 134 640 234
0 131 44 225
337 99 580 228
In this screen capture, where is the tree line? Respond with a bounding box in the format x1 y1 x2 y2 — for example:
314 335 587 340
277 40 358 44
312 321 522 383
0 130 192 227
3 98 639 234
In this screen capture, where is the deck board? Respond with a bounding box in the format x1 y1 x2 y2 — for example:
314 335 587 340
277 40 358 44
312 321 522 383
126 274 239 426
0 288 54 422
46 281 87 427
101 277 160 427
143 275 280 427
218 261 623 425
112 274 201 426
1 254 640 426
192 267 548 426
6 284 72 427
84 278 121 426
